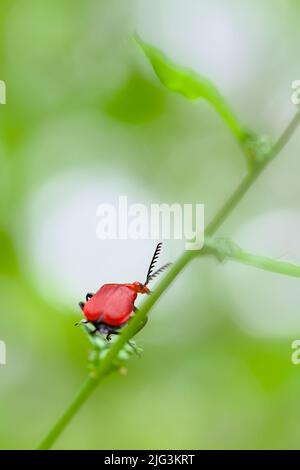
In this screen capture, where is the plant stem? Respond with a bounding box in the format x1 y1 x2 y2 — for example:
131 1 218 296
38 111 300 449
205 238 300 279
36 251 193 450
205 173 254 235
92 250 194 379
206 111 300 235
231 250 300 278
37 377 98 450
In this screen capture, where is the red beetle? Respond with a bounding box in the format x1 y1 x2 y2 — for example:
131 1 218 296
78 243 170 340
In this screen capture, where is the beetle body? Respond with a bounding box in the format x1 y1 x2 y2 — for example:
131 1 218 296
83 284 140 326
78 243 170 339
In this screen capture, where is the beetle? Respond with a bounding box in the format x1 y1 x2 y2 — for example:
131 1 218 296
78 243 171 340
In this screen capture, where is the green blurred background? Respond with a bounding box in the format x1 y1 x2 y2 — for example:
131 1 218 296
1 0 300 450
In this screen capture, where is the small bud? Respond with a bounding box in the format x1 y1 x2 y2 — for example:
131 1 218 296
119 366 128 376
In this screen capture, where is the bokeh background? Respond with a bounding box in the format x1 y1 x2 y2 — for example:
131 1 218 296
1 0 300 450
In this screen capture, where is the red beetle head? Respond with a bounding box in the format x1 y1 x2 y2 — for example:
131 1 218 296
130 281 150 294
128 243 171 295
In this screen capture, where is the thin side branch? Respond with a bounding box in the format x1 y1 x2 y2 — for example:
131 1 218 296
205 237 300 279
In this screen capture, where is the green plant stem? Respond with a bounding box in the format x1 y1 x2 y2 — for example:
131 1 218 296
206 173 254 235
206 111 300 235
38 111 300 449
37 377 98 450
205 238 300 278
37 251 194 450
92 251 194 379
209 92 244 141
231 250 300 278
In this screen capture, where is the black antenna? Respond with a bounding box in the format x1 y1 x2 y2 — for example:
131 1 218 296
144 243 162 286
146 263 172 283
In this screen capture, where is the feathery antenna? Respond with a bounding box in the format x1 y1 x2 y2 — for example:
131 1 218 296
144 242 162 286
144 243 171 286
146 263 172 283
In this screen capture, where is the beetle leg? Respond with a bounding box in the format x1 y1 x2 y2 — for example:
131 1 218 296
93 323 119 342
128 341 141 357
105 327 121 341
78 301 85 310
82 322 98 335
74 319 88 327
86 293 94 301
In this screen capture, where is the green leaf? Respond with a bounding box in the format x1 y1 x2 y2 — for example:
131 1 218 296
135 34 244 140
